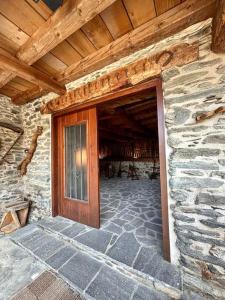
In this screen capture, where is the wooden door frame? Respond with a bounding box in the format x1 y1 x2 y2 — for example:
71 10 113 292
51 77 170 261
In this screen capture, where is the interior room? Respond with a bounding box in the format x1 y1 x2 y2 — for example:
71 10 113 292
97 87 163 255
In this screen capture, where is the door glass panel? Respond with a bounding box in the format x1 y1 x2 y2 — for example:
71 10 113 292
65 123 87 201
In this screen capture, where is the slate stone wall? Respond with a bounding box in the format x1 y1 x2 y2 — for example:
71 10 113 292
100 161 160 179
20 96 52 221
162 22 225 299
0 96 23 212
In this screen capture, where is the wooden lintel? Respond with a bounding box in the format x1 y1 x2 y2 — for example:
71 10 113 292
212 0 225 53
0 50 66 95
57 0 215 84
41 42 199 114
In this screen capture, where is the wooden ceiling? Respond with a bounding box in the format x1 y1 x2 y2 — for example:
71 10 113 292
0 0 217 105
98 88 158 142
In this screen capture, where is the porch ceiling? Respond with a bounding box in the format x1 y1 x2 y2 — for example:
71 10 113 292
0 0 219 105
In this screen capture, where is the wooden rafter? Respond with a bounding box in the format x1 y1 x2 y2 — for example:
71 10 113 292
12 86 47 105
0 50 65 95
212 0 225 53
16 0 117 64
57 0 215 84
0 0 117 92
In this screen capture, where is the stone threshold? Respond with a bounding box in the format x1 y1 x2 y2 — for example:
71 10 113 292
10 222 182 300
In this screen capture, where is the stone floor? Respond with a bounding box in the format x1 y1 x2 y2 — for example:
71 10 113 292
9 224 174 300
100 178 163 254
30 178 181 291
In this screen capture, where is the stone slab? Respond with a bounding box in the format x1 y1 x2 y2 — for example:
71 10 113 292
86 266 136 300
75 229 113 253
61 223 87 238
46 246 76 269
33 236 64 260
107 232 140 266
132 285 171 300
59 252 101 290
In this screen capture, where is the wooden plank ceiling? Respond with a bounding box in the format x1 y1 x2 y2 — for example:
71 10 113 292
0 0 216 104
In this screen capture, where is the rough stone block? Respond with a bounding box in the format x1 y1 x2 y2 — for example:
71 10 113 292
196 193 225 205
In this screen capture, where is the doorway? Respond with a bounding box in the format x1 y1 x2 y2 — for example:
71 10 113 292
52 78 170 261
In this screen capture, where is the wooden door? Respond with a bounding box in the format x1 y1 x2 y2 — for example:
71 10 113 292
53 108 99 228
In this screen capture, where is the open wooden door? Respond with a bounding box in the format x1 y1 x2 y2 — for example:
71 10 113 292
53 107 99 228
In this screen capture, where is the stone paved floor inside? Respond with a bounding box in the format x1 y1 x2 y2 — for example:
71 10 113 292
100 177 163 257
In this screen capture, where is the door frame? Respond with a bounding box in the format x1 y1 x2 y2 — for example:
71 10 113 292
51 77 170 261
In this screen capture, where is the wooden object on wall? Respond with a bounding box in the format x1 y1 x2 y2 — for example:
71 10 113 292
212 0 225 53
41 42 199 114
18 126 43 176
0 200 30 234
196 106 225 123
0 121 24 165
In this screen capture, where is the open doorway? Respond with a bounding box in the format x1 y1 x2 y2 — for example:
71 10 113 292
97 86 165 261
52 79 170 262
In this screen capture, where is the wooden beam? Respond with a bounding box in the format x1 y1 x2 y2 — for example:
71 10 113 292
16 0 117 65
212 0 225 53
0 50 66 95
41 42 199 114
0 0 117 95
12 86 48 105
0 71 15 89
57 0 215 84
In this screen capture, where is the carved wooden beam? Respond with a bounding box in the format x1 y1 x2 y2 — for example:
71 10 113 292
41 42 199 114
212 0 225 53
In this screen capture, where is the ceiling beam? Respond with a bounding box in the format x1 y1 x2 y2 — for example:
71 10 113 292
212 0 225 53
16 0 117 64
57 0 216 84
12 86 47 105
0 0 117 93
0 50 66 95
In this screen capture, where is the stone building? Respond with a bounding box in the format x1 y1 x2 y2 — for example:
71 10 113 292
0 1 225 299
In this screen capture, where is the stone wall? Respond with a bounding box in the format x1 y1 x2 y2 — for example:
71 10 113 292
20 97 52 221
0 96 23 212
162 22 225 299
100 160 159 179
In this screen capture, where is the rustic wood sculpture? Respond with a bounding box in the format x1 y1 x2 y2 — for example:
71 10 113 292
0 122 24 165
0 200 30 234
196 106 225 123
18 126 43 176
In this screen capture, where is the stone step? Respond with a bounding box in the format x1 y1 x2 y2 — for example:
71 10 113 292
10 222 182 300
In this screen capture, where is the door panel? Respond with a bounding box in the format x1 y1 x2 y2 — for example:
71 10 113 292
55 108 99 228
